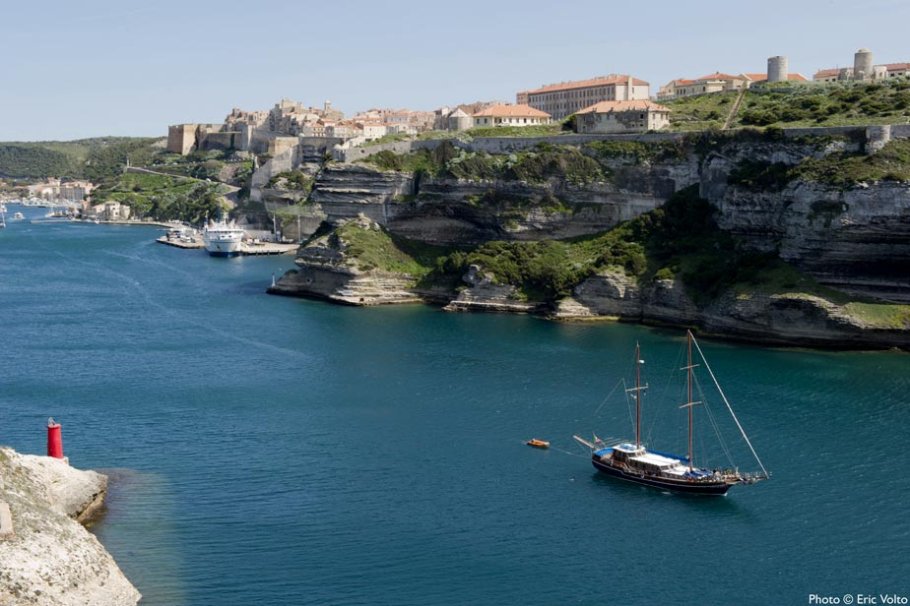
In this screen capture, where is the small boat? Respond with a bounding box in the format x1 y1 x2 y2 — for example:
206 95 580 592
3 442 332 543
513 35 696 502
526 438 550 449
12 212 25 221
574 331 769 496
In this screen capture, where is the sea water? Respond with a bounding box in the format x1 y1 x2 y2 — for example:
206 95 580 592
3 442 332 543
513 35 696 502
0 209 908 605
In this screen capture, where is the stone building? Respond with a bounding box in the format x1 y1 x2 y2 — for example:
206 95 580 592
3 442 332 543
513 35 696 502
91 201 131 222
516 75 649 120
472 104 551 127
814 48 910 82
444 108 473 131
167 98 349 156
167 124 199 155
574 100 670 134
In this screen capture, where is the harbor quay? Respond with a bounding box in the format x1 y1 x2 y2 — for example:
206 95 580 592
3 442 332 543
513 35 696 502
155 233 298 255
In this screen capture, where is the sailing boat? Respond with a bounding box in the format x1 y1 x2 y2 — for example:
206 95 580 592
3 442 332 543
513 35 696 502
574 330 769 496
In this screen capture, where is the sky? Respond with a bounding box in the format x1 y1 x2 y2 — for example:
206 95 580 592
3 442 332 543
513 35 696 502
1 0 909 141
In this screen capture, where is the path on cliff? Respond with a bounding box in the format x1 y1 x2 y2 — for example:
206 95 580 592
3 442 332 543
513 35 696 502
722 88 747 130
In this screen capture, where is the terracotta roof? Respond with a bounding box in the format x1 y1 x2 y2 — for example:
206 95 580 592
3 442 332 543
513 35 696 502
884 62 910 71
744 72 807 83
694 72 743 82
814 68 842 78
522 75 649 95
672 79 696 86
472 104 551 118
576 100 671 115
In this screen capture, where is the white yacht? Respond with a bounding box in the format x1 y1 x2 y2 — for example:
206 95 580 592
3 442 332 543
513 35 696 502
203 220 245 257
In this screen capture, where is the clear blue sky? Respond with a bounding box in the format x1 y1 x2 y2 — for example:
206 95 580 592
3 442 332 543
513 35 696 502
2 0 908 141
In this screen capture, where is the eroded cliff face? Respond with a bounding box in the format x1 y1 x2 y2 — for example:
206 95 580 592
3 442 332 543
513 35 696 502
0 448 141 606
284 151 701 246
553 270 910 348
711 179 910 302
271 136 910 348
268 215 421 305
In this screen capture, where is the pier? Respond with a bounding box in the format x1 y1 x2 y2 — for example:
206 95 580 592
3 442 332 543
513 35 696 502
155 236 298 255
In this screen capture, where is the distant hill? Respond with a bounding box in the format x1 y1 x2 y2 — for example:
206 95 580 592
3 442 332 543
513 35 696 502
0 137 166 180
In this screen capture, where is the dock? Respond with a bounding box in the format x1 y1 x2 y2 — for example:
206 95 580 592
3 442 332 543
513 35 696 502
156 236 204 249
238 241 298 255
155 236 298 255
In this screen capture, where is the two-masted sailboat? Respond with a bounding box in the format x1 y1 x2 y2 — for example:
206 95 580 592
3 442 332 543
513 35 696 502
574 330 769 496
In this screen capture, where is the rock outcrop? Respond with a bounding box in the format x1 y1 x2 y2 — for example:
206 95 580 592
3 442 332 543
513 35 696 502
268 215 421 305
0 448 141 606
700 142 910 303
443 265 545 313
551 271 910 349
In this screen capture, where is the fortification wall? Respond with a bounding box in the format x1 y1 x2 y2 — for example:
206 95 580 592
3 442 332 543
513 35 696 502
336 132 687 162
336 124 910 163
199 131 237 152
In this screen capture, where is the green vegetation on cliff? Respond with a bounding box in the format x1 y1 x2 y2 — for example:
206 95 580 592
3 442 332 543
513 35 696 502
793 138 910 186
728 139 910 189
667 79 910 130
91 172 225 223
362 141 605 184
335 221 447 278
416 186 791 303
321 186 910 327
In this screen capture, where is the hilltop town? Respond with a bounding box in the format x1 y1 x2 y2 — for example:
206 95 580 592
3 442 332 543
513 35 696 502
166 47 908 157
2 46 908 227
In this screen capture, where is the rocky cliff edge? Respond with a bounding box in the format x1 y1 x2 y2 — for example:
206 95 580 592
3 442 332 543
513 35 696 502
0 447 141 606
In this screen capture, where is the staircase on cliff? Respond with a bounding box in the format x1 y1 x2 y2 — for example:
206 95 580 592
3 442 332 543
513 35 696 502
722 88 748 130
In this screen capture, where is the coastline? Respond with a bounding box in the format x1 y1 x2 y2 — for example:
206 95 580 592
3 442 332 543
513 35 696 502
268 280 910 352
0 447 141 605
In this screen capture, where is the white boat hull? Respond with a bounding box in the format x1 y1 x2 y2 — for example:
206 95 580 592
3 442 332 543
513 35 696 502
203 222 244 257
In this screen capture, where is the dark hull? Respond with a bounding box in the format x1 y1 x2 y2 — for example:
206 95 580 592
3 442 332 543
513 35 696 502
592 457 732 496
207 250 241 258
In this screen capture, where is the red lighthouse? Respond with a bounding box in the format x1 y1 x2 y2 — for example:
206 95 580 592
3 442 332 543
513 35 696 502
47 417 64 459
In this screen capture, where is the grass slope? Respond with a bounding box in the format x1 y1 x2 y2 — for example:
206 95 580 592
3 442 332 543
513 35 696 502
666 79 910 131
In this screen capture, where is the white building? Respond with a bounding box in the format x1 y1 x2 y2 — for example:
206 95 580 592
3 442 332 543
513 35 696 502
358 122 388 140
472 104 551 128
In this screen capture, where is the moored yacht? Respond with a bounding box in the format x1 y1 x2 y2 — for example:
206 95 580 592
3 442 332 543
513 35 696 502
574 331 769 496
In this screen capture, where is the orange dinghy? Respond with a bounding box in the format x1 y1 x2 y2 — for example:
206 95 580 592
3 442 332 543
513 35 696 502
526 438 550 449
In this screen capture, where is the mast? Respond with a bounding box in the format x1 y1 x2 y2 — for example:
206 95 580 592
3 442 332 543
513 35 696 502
625 342 647 448
687 331 694 470
679 330 701 470
635 342 641 447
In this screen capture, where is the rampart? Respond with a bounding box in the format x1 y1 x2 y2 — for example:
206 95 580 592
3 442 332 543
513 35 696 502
334 125 910 163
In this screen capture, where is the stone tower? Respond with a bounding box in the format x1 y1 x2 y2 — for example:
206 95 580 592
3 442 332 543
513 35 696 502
767 56 788 83
854 48 874 81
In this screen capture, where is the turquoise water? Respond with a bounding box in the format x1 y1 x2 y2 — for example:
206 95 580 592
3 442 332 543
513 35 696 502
1 208 908 605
